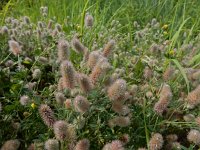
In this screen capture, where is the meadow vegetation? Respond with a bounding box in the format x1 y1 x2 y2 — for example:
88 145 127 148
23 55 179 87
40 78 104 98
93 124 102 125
0 0 200 149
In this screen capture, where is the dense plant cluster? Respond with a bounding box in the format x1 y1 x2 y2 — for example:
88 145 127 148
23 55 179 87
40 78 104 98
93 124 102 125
0 5 200 150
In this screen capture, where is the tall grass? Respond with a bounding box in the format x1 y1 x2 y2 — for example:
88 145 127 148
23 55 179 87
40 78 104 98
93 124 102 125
1 0 200 35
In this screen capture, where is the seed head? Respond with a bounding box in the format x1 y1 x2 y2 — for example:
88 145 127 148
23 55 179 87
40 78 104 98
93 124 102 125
68 142 76 150
60 60 76 89
78 73 93 93
10 29 17 36
110 140 124 150
57 39 70 62
71 37 86 53
24 82 37 90
108 116 130 127
23 16 30 24
154 84 172 115
149 133 163 150
151 18 159 28
111 102 130 115
67 124 77 142
166 134 178 142
20 95 30 106
150 43 160 53
25 31 31 36
153 96 169 115
70 88 82 97
65 99 72 109
102 140 124 150
38 56 48 64
165 142 181 150
146 91 153 98
133 21 140 28
87 51 101 69
47 19 53 29
160 84 172 100
183 114 195 122
41 6 48 16
85 13 94 28
25 57 32 63
187 129 200 145
38 21 44 29
115 68 125 76
55 23 62 32
195 117 200 126
186 85 200 109
36 28 42 38
143 66 153 79
5 17 12 23
1 139 20 150
55 92 65 105
57 77 64 91
192 81 199 88
27 143 35 150
138 148 146 150
163 67 174 81
120 134 130 145
52 29 58 37
53 120 69 141
39 104 56 128
129 84 138 96
45 139 59 150
107 79 127 101
192 70 200 80
90 58 111 83
8 40 22 56
32 69 42 79
102 40 115 57
1 26 9 34
107 72 121 85
82 49 89 63
74 95 90 113
5 60 14 67
11 19 19 28
74 138 90 150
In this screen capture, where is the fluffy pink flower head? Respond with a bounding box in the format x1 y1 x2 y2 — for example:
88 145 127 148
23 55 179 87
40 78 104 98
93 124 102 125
8 40 22 56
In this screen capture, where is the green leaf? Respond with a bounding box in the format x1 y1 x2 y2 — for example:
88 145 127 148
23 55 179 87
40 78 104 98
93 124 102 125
4 103 18 113
22 60 31 65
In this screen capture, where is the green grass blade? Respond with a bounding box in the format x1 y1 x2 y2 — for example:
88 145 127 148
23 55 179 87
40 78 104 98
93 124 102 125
80 0 89 38
0 0 13 25
171 59 190 93
189 52 200 67
168 17 190 51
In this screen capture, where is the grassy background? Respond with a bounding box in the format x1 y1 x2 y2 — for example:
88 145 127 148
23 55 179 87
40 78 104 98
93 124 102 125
1 0 200 37
1 0 200 56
